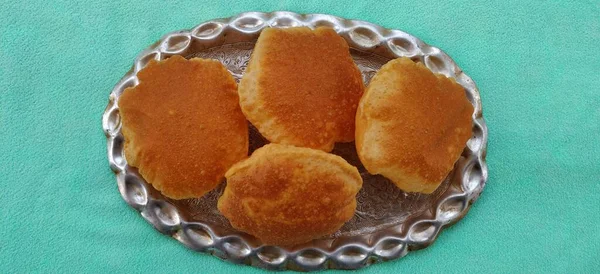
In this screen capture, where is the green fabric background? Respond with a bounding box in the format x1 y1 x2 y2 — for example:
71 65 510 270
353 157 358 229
1 0 599 273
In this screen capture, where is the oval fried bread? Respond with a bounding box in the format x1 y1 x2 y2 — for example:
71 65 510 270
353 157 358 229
356 57 473 194
218 144 362 246
119 55 248 199
238 27 364 152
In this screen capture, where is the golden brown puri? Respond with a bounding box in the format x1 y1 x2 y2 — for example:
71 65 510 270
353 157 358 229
356 57 473 194
238 27 364 152
118 55 248 199
218 144 362 246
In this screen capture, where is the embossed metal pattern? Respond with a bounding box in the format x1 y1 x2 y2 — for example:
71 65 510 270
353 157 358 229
102 11 488 271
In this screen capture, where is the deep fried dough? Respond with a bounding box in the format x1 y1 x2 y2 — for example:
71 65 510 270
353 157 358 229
218 144 362 246
356 58 473 194
119 55 248 199
238 27 364 151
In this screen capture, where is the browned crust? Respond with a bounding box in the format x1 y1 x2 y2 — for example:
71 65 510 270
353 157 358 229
356 58 473 194
238 27 364 152
119 55 248 199
218 144 362 246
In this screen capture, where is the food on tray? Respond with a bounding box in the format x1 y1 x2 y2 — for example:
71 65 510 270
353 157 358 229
238 27 364 152
118 55 248 199
116 24 476 249
217 143 362 245
355 57 473 194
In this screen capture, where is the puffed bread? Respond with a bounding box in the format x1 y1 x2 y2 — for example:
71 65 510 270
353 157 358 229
238 27 364 152
356 58 473 194
119 56 248 199
218 143 362 246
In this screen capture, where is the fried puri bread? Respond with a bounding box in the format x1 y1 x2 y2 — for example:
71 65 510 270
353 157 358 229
119 55 248 199
238 27 364 152
217 144 362 246
356 58 473 194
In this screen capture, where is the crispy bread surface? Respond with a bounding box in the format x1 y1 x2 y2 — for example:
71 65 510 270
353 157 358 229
218 144 362 245
119 56 248 199
238 27 364 151
356 57 473 194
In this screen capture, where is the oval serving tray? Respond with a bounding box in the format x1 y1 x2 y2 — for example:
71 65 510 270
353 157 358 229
102 11 488 271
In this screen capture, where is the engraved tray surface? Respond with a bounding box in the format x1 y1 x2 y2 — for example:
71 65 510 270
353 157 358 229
102 11 488 271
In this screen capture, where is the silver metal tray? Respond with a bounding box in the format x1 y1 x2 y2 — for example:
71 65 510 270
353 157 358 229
102 11 488 271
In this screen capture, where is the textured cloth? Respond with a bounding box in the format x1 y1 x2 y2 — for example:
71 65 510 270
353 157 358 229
1 0 599 273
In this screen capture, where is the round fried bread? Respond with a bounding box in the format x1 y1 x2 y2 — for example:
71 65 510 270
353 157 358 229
356 57 473 194
217 144 362 246
119 55 248 199
238 27 364 152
